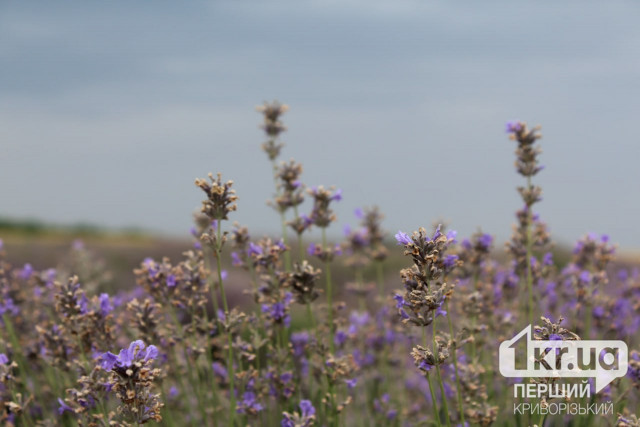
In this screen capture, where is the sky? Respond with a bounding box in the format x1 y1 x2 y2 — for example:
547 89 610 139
2 1 640 249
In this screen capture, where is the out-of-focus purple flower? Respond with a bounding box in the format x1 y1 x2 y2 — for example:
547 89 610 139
57 398 73 415
237 391 263 414
300 214 313 227
543 252 553 266
579 270 591 283
393 294 407 309
478 233 493 249
505 120 523 133
0 354 8 364
345 378 357 389
248 242 263 256
20 263 33 280
261 293 293 327
0 297 19 317
349 311 370 329
221 270 228 281
432 224 443 241
618 269 629 282
354 208 364 219
99 293 113 316
72 239 84 251
593 306 605 318
334 330 348 346
446 230 457 242
300 400 315 418
168 386 179 399
100 340 158 371
79 294 89 314
166 274 177 288
307 242 316 256
212 362 227 380
231 252 242 266
443 254 459 269
332 189 343 201
290 332 309 357
395 231 412 246
418 360 432 372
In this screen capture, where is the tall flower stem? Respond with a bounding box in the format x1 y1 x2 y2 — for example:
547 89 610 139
432 317 451 427
525 176 534 327
445 301 465 425
271 159 292 272
322 227 334 352
214 220 236 425
293 204 305 262
423 327 442 427
375 261 385 298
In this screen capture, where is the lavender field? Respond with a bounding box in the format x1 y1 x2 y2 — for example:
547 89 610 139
0 102 639 426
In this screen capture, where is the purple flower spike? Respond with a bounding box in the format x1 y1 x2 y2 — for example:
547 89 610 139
395 231 412 246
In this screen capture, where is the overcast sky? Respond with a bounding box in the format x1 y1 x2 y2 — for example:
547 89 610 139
2 1 640 249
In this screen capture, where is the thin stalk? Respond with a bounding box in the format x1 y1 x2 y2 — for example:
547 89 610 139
432 318 451 427
167 307 209 423
470 271 479 362
445 301 465 425
355 267 366 312
293 204 304 261
423 328 442 427
375 260 385 298
322 228 334 353
525 176 534 327
214 220 236 425
271 159 292 272
306 302 315 332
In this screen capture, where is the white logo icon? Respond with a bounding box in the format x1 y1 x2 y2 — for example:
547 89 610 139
499 325 628 393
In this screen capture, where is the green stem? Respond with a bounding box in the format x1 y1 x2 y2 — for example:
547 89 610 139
445 301 465 425
375 261 385 298
423 328 442 427
525 176 534 327
214 220 236 425
432 318 451 427
355 267 366 312
293 204 304 261
322 228 334 353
